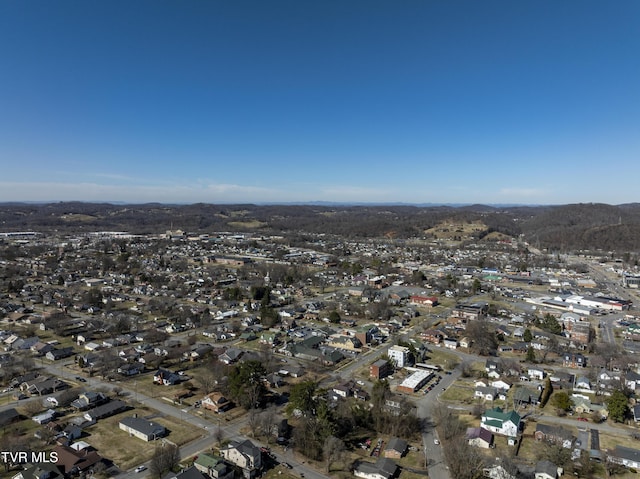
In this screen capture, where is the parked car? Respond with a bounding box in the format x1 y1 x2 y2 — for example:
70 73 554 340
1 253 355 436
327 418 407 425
75 376 86 382
135 466 147 473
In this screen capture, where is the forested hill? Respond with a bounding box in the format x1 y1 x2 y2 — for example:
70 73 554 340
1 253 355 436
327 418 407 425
1 202 640 252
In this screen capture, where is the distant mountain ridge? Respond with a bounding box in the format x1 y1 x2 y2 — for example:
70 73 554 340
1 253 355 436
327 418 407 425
0 201 639 252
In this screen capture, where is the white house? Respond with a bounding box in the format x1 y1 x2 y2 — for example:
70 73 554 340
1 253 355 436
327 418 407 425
220 439 262 479
528 367 545 380
475 386 498 401
481 408 521 438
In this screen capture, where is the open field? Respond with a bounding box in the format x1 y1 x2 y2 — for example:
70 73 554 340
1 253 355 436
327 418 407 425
424 348 460 371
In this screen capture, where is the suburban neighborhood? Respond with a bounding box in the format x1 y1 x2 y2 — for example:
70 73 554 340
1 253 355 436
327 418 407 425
2 218 640 479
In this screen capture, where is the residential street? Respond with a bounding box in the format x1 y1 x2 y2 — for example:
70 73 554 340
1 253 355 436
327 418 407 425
38 361 329 479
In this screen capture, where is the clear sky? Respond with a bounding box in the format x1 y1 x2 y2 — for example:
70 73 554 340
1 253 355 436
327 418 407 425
1 1 638 205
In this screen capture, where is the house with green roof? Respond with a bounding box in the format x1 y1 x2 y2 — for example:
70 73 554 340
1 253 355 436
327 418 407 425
481 407 521 438
193 453 234 479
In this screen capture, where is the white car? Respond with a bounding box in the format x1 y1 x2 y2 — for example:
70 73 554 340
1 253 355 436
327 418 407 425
434 439 440 445
135 466 147 473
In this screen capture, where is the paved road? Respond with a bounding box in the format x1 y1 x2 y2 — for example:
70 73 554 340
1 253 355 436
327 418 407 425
414 369 461 479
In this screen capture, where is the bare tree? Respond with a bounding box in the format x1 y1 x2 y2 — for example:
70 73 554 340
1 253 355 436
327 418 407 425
196 370 218 395
247 408 260 437
323 436 345 473
443 436 486 479
149 442 181 479
24 399 44 416
466 319 498 356
214 426 225 449
259 406 278 443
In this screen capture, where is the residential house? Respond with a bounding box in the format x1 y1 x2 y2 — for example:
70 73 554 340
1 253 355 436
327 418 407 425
443 338 459 350
193 453 234 479
490 379 512 391
331 382 353 399
481 408 521 438
353 457 398 479
190 344 214 360
626 370 640 391
384 437 407 458
483 464 517 479
528 367 545 380
202 392 232 413
610 445 640 470
45 347 75 361
327 335 362 351
575 376 591 391
53 444 103 477
71 392 108 410
153 368 182 386
219 348 244 364
32 409 57 425
535 460 562 479
410 295 438 307
0 407 19 427
220 439 262 479
475 386 498 401
571 395 608 419
119 416 166 441
83 400 126 422
168 466 208 479
10 463 61 479
259 331 281 346
31 341 55 356
118 363 143 376
23 377 67 396
485 359 502 379
534 424 574 448
513 387 541 406
563 352 587 368
466 427 494 448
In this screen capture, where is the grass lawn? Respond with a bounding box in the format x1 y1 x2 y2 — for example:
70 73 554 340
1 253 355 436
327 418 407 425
440 384 475 403
425 348 461 371
83 406 203 471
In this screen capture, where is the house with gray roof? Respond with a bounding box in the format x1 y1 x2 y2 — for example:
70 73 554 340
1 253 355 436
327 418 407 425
535 460 562 479
384 437 407 458
220 439 262 478
354 457 398 479
119 416 166 441
466 427 494 448
83 400 126 421
610 445 640 470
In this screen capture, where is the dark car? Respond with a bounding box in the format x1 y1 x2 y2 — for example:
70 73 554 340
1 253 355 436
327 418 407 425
282 462 293 469
75 376 87 382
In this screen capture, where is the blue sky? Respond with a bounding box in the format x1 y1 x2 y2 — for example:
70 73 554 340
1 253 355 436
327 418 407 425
1 1 638 205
